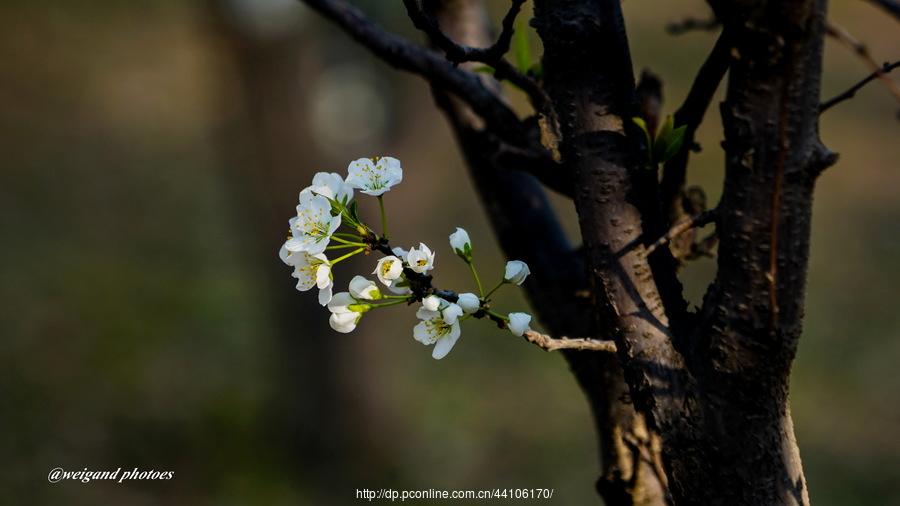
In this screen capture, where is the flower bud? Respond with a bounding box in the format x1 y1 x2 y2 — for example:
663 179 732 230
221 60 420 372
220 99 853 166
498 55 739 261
508 312 532 337
349 275 381 300
448 227 472 261
456 293 481 313
504 260 531 285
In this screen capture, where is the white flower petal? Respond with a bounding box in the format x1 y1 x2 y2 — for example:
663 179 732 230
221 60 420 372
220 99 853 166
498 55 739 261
422 295 441 312
318 283 333 306
328 292 356 314
330 311 359 333
432 323 461 360
442 303 463 325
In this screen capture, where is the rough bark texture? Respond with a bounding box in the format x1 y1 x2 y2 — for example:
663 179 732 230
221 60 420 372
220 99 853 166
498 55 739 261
300 0 837 503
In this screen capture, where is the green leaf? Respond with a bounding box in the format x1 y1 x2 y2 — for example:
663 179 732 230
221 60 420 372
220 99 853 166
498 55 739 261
527 62 543 81
656 115 674 144
658 125 687 164
473 65 496 74
513 18 532 73
652 115 676 164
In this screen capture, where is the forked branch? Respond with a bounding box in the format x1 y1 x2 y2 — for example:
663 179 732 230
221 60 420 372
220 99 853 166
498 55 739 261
301 0 523 141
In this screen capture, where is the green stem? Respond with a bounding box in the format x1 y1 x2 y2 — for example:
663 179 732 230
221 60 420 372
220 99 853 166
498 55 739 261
484 280 506 299
485 309 509 323
330 236 366 247
369 297 411 309
325 243 362 251
468 261 485 297
334 232 361 239
380 294 410 299
330 247 365 264
377 195 389 240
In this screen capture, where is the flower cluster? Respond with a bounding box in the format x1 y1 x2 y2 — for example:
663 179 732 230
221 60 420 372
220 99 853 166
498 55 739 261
280 157 534 359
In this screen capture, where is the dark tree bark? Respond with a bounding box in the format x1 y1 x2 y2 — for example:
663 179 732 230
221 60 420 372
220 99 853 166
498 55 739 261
297 0 840 503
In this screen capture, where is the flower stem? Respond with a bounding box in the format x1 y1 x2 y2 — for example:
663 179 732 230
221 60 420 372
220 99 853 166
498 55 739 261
485 309 509 323
484 280 506 299
330 236 367 247
377 195 389 240
325 243 362 251
369 297 411 309
334 232 361 239
380 294 410 299
330 247 365 264
468 261 485 297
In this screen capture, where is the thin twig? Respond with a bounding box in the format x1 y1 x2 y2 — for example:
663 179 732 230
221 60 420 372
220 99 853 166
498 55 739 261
820 60 900 112
865 0 900 22
523 330 617 353
300 0 523 142
644 208 717 257
660 31 732 223
825 21 900 108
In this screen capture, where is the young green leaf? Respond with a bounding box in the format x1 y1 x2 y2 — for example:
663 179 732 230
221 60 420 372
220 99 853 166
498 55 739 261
513 18 532 73
473 65 496 74
658 125 687 164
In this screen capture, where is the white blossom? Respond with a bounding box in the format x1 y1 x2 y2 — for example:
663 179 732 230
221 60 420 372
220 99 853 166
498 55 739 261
413 307 462 360
448 227 472 259
407 242 435 274
442 303 463 325
349 275 381 300
422 295 442 312
346 156 403 196
285 190 342 255
280 246 333 305
307 171 354 204
327 292 366 333
456 293 480 314
373 255 404 287
504 260 531 285
508 312 532 337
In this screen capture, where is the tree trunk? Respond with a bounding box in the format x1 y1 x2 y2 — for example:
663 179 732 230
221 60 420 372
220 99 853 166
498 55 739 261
297 0 838 502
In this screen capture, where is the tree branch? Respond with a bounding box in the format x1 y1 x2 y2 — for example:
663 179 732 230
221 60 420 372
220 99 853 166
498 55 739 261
820 60 900 113
659 30 732 227
523 330 616 352
405 0 525 63
300 0 523 142
403 0 553 115
666 16 720 36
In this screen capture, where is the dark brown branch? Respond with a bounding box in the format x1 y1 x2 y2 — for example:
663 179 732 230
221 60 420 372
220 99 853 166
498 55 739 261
404 0 552 115
405 0 525 63
300 0 523 142
865 0 900 21
644 208 717 257
820 60 900 112
523 330 617 352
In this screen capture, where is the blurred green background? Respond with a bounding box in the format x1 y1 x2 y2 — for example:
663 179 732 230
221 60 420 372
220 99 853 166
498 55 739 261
1 0 897 504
